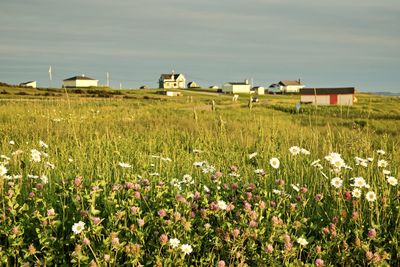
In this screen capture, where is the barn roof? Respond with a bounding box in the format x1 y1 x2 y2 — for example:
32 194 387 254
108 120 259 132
63 75 96 81
300 87 355 95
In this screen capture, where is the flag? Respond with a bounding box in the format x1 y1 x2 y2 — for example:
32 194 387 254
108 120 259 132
48 66 52 81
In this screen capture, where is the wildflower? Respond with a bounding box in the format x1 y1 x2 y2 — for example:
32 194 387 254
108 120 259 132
377 159 388 168
30 149 41 162
72 221 85 234
40 175 48 184
217 200 227 210
158 209 167 218
83 238 91 246
28 244 37 255
297 237 308 246
289 146 301 155
45 161 55 169
377 149 385 155
0 165 7 177
161 157 172 162
248 152 257 159
315 259 325 267
118 162 131 168
68 158 74 162
218 260 226 267
387 176 398 186
291 184 300 192
270 157 280 169
39 140 48 149
47 208 55 217
300 148 310 155
9 140 15 145
343 191 351 200
365 191 377 202
254 169 265 175
180 244 193 255
352 188 362 198
351 177 367 188
203 185 210 193
265 244 274 253
169 238 180 248
192 149 203 154
149 172 160 176
137 219 145 227
368 229 377 239
331 177 343 188
383 169 390 175
160 234 169 245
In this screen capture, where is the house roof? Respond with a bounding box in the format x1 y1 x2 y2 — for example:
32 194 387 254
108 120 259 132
227 82 248 85
20 81 35 85
300 87 355 95
160 74 182 80
63 75 96 81
279 80 303 86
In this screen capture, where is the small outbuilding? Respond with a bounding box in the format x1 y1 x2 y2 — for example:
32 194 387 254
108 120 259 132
300 87 356 106
252 86 265 95
19 81 37 88
278 80 305 93
63 75 98 88
187 81 200 88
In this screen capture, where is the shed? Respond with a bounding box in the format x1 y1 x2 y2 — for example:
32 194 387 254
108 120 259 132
252 86 265 95
300 87 355 106
187 81 200 88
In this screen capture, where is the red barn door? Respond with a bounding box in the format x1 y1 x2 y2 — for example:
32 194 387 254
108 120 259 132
330 94 338 105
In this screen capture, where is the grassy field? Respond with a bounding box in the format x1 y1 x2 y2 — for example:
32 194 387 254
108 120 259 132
0 86 399 266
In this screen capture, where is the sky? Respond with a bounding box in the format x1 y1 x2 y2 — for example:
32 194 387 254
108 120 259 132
0 0 399 92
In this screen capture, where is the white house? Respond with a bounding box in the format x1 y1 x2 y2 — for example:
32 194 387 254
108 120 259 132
159 73 186 89
300 87 355 106
19 81 37 88
222 80 251 94
63 75 98 88
277 80 305 93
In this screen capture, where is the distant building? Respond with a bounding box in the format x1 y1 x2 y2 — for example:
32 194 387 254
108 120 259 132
187 81 200 88
159 72 186 89
19 81 36 88
63 75 98 88
209 85 219 89
222 80 251 94
300 87 355 106
277 80 305 93
157 91 183 97
252 86 265 95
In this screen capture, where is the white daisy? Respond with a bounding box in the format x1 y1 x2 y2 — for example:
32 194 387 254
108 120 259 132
0 165 7 177
377 149 385 155
331 177 343 188
180 244 193 255
169 238 180 248
289 146 301 155
297 237 308 246
217 200 227 210
351 177 367 188
377 160 388 168
270 158 280 169
365 191 377 202
352 188 362 198
39 140 48 149
387 176 398 186
30 149 41 162
300 148 310 155
72 221 85 234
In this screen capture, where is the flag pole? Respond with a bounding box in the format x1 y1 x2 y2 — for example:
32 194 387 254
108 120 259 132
48 65 52 88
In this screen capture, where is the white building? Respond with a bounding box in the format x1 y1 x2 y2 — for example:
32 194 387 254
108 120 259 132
277 80 305 93
63 75 98 88
300 87 355 106
159 73 186 89
252 86 265 95
19 81 37 88
222 80 251 94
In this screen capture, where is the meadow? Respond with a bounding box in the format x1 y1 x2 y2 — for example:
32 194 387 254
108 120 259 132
0 86 399 266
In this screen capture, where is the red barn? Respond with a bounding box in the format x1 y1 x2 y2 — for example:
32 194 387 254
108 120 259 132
300 87 355 106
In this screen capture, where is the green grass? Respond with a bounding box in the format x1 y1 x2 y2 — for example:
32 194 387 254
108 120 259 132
0 87 399 266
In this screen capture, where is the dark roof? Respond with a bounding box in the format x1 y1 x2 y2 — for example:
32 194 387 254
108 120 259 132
63 75 96 81
300 87 355 95
279 80 303 86
20 81 35 85
228 82 248 85
160 74 182 80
